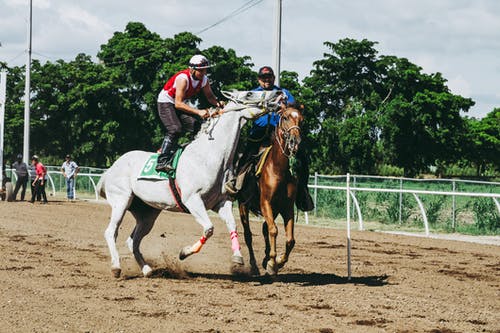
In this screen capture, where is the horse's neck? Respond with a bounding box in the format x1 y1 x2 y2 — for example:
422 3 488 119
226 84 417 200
192 112 245 168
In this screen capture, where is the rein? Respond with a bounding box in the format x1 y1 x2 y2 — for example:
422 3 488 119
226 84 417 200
275 114 301 158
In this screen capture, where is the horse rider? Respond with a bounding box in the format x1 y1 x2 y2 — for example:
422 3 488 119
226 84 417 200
227 66 314 211
156 54 224 172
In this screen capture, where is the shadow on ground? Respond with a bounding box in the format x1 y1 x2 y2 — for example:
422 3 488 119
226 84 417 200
144 268 390 287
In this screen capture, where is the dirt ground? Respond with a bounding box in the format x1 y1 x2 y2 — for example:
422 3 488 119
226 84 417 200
0 200 498 333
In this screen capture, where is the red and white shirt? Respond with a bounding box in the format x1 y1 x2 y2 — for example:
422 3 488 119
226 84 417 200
158 69 208 103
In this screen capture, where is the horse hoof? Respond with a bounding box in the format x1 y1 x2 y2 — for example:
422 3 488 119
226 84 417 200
266 261 278 276
262 258 269 270
179 246 192 261
276 256 287 269
231 254 244 265
111 268 121 278
250 265 261 277
142 265 153 277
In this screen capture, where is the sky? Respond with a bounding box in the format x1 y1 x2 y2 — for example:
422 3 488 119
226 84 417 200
1 0 499 118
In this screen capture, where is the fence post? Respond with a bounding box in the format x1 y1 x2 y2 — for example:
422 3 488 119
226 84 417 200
314 172 318 216
346 173 351 281
452 180 456 231
399 178 403 224
352 175 356 218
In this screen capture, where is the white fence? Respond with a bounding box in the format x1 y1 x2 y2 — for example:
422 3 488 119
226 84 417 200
309 173 500 233
7 168 499 236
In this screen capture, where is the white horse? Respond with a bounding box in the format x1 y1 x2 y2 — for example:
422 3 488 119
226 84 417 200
97 90 282 278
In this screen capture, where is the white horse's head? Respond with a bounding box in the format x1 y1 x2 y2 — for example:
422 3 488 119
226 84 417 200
221 90 283 119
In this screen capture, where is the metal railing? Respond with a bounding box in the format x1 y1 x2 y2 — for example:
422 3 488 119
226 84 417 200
5 168 499 235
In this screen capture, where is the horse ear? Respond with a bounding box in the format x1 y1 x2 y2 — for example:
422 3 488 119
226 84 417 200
298 104 305 111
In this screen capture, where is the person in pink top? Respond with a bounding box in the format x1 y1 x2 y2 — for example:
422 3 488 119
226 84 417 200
30 155 48 204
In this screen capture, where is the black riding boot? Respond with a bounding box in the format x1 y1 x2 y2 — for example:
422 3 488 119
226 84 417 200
156 136 178 172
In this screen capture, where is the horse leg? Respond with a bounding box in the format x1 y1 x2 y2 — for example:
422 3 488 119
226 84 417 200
276 182 297 269
261 221 270 271
217 200 244 266
129 205 161 277
178 194 214 260
276 205 295 269
104 199 131 278
239 202 260 276
261 200 278 276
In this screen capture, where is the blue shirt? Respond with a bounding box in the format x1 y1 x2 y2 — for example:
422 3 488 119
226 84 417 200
251 85 295 129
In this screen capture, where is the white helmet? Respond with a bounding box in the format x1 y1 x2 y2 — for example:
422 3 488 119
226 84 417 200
189 55 212 69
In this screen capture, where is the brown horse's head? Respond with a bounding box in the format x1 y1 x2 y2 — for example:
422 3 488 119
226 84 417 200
277 104 304 156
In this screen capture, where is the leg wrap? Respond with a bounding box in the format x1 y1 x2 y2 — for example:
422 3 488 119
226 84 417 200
230 231 241 252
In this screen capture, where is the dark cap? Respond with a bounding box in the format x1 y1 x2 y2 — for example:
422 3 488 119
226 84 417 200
258 66 274 77
65 154 71 159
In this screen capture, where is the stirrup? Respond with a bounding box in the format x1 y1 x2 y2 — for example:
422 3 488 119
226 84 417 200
155 163 173 172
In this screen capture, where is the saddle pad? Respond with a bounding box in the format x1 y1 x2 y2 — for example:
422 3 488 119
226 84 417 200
137 150 182 180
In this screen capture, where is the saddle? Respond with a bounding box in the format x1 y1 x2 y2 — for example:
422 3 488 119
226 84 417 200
138 149 183 181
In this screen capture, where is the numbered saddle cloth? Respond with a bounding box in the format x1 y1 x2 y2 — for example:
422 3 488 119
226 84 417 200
137 150 182 180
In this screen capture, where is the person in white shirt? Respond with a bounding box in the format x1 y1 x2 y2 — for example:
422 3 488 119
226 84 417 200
61 154 79 201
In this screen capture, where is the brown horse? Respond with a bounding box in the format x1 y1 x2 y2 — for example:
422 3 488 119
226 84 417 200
238 104 304 276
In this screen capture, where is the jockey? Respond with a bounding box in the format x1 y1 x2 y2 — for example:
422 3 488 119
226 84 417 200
228 66 314 211
156 54 223 172
248 66 296 147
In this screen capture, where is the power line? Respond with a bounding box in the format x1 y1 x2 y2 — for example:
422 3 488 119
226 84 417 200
195 0 264 35
101 1 266 67
7 51 25 63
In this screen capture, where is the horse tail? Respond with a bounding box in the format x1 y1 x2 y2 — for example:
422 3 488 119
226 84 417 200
97 171 107 199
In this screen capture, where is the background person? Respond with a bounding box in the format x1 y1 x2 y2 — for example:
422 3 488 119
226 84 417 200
28 164 40 202
155 54 223 172
11 154 29 201
30 155 48 204
61 154 79 201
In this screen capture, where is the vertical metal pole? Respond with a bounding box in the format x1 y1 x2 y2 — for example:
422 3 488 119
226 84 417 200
313 171 318 216
273 0 282 86
352 175 356 218
0 70 7 185
399 178 403 224
346 173 351 280
452 180 456 231
23 0 32 164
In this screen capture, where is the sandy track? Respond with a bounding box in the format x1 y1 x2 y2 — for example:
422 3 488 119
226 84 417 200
0 201 498 333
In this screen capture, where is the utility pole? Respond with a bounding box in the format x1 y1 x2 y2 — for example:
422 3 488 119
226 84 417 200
0 70 7 185
273 0 282 86
23 0 32 164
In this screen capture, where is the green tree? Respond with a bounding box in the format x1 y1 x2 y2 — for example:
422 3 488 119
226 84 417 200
463 109 500 175
303 38 474 176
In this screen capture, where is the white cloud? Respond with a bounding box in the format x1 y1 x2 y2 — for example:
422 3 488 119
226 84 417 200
448 75 471 97
56 4 113 34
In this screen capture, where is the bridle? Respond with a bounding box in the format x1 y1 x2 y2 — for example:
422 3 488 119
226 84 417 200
201 91 283 140
276 108 302 157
